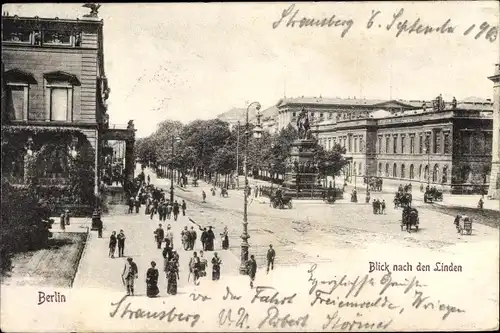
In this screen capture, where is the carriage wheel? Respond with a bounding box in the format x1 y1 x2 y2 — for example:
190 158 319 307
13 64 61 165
467 229 472 235
272 202 277 208
288 202 293 209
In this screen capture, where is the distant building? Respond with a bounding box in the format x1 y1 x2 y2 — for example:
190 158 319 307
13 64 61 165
488 64 500 199
275 96 426 131
1 12 135 208
313 98 494 194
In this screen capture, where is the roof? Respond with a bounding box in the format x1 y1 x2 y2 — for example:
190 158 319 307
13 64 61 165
1 13 103 25
276 97 424 109
370 109 393 119
216 107 252 123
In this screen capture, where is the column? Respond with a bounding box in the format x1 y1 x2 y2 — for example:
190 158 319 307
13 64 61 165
125 140 135 182
488 64 500 199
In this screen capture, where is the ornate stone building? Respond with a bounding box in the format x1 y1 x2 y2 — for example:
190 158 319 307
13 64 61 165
1 13 135 210
314 99 494 194
275 96 427 131
487 64 500 199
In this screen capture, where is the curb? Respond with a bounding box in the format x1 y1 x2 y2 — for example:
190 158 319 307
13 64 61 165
70 226 91 288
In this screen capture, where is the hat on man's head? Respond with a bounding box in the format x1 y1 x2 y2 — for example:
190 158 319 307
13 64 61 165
127 257 133 262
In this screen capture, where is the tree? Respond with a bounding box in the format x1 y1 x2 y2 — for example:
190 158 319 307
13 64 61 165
316 143 349 186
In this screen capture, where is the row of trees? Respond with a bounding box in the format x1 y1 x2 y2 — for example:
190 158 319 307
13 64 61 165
135 119 349 186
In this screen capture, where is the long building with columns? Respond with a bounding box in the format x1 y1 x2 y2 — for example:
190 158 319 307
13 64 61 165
314 99 494 194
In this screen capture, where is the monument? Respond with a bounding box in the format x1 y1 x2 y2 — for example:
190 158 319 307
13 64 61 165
487 63 500 200
283 108 323 197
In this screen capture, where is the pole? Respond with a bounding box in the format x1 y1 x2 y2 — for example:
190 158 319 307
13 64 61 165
236 121 240 190
170 135 175 202
240 101 259 275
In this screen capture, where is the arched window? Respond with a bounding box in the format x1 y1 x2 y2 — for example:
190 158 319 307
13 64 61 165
409 164 414 179
461 165 472 183
401 164 406 179
385 163 389 177
432 164 439 183
378 163 382 176
442 166 448 183
358 162 363 175
424 165 429 181
419 165 422 180
393 163 397 178
353 162 357 176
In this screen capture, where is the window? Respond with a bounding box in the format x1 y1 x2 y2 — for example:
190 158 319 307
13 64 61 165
393 136 397 154
443 132 451 154
358 162 363 175
328 113 332 119
410 136 415 154
419 165 423 179
409 164 414 179
385 163 389 176
378 136 382 154
328 138 331 150
320 113 324 118
433 130 441 154
4 69 38 121
44 71 80 122
354 137 358 153
43 31 72 45
432 164 439 183
419 134 423 154
311 112 315 118
292 112 296 117
385 137 390 153
359 136 364 153
393 163 397 178
353 162 357 175
401 164 406 179
401 135 405 154
378 163 382 175
442 166 448 183
348 135 352 152
425 134 431 154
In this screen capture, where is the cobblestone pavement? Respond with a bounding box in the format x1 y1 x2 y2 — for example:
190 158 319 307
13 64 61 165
148 169 499 270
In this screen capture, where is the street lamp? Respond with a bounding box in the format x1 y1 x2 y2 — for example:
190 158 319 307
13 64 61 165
425 134 431 188
26 136 34 156
70 137 78 159
239 101 262 275
170 135 181 202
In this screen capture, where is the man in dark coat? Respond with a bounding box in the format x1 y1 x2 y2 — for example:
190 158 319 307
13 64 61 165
154 224 165 249
173 201 180 221
189 226 197 250
201 227 208 251
266 244 275 273
247 255 257 289
117 229 126 257
205 226 215 251
181 200 187 216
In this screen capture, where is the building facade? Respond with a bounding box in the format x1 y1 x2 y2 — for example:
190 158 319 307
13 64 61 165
487 64 500 199
314 101 494 194
275 97 426 131
1 13 135 209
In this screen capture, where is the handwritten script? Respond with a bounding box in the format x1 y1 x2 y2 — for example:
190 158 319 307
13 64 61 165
272 4 497 43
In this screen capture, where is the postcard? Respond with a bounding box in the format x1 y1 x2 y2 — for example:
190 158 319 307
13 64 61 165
1 2 499 332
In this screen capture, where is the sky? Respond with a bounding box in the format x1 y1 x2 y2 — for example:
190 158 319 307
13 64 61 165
3 2 499 137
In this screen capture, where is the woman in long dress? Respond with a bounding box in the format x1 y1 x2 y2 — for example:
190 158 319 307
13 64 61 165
221 227 229 250
211 252 222 281
167 256 179 295
146 261 159 297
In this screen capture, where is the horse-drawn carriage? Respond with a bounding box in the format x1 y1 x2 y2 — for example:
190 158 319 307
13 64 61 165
394 191 412 208
270 193 293 209
220 188 229 198
401 206 419 232
454 215 472 235
424 187 443 203
365 176 383 192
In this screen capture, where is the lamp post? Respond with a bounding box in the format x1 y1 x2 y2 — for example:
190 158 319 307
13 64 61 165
239 101 262 275
170 135 181 202
425 135 431 188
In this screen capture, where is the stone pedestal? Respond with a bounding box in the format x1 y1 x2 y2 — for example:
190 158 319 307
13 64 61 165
283 139 322 197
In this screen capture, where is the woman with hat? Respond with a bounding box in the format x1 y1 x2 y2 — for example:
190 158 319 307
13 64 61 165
166 252 179 295
211 252 222 281
146 261 159 297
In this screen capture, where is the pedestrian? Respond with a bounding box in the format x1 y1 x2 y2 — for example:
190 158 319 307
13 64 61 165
60 213 66 231
199 250 208 278
255 186 258 198
205 226 215 251
266 244 276 274
147 175 150 184
181 226 190 251
154 224 164 249
181 200 187 216
146 261 159 298
220 226 229 250
477 196 484 209
189 251 201 285
165 224 174 245
122 257 138 296
117 229 126 257
189 226 197 250
246 255 257 289
211 252 222 280
381 199 386 214
173 200 180 221
201 227 207 251
128 197 134 214
166 255 179 295
109 231 117 258
96 217 103 239
134 197 141 213
64 209 70 225
202 190 206 203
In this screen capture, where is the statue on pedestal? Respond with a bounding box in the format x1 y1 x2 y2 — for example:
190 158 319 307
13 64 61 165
296 108 311 140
